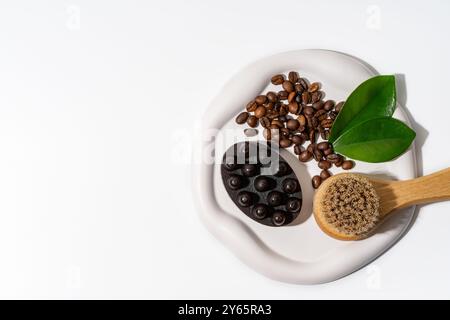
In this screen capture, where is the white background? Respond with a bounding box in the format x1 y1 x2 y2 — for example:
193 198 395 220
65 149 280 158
0 0 449 299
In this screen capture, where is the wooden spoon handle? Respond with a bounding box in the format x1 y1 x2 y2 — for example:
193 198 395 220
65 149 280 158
390 167 450 210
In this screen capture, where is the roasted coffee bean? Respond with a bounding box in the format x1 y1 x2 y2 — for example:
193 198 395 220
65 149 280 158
254 106 266 118
288 91 297 103
265 102 274 111
279 138 292 148
287 119 300 131
321 119 333 128
308 82 320 93
271 119 283 128
326 153 340 163
255 95 267 105
297 114 306 126
247 115 258 128
280 128 290 138
309 130 316 143
278 90 288 100
312 175 322 189
320 169 331 180
329 111 338 120
288 102 299 114
267 91 278 103
301 91 311 104
335 157 344 167
293 145 302 155
305 116 313 129
260 117 270 128
307 143 315 153
311 117 319 128
288 71 299 83
317 141 330 151
291 135 304 146
335 101 345 112
295 83 304 93
299 78 309 91
323 147 333 156
312 101 324 110
323 100 335 111
300 132 308 141
320 128 327 140
318 159 332 170
313 147 323 161
315 109 327 121
299 150 313 162
311 91 322 103
236 112 249 124
298 125 306 133
246 100 257 112
271 74 285 85
278 115 288 123
304 106 315 116
282 81 295 93
279 105 288 116
267 111 278 120
342 160 354 170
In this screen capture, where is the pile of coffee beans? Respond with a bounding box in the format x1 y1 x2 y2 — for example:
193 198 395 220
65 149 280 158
235 71 354 189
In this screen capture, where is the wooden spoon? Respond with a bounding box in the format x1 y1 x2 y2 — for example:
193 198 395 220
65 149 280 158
313 168 450 240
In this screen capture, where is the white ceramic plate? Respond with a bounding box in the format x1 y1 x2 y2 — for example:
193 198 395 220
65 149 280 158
192 49 416 284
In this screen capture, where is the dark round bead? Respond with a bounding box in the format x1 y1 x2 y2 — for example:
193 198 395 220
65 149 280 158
252 204 269 220
275 161 290 177
241 164 259 177
267 191 284 207
282 178 299 194
227 175 242 190
286 198 302 213
254 176 274 192
237 191 254 207
272 211 286 226
223 156 239 171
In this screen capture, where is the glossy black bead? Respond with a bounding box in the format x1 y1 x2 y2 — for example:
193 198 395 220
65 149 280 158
267 191 284 207
282 178 299 194
241 164 259 177
254 176 274 192
272 211 286 226
286 198 302 213
252 204 269 219
223 156 239 171
227 175 242 190
237 191 254 207
275 161 291 177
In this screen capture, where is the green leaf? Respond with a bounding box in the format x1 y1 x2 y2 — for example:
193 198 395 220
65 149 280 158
329 75 397 143
333 117 416 163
